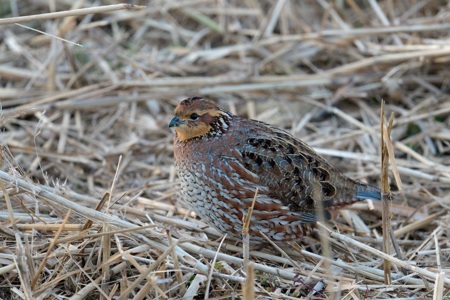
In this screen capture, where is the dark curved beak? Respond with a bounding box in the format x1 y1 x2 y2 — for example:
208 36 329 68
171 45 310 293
169 116 184 128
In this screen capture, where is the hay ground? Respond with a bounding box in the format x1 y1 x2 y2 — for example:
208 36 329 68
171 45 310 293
0 1 449 299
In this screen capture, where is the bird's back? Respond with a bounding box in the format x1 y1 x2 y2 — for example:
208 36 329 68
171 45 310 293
229 117 380 211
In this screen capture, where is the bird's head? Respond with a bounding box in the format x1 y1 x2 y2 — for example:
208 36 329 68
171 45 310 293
169 97 231 141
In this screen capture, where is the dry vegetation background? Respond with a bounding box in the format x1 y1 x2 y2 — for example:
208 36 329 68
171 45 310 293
0 0 450 299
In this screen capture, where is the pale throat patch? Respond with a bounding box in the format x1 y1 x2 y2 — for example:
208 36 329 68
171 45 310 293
176 123 211 141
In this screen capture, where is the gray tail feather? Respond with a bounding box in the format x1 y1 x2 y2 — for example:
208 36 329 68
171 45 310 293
356 184 381 201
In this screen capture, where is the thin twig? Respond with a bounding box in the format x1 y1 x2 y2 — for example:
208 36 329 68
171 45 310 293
0 4 145 25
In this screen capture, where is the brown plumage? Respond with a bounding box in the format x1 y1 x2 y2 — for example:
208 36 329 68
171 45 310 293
170 97 381 241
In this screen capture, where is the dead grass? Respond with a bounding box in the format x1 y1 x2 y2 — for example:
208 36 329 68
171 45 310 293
0 1 449 299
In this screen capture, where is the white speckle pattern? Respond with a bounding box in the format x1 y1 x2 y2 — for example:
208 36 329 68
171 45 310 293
177 155 312 241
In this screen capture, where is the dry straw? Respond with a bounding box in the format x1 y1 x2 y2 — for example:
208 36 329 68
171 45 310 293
0 1 449 299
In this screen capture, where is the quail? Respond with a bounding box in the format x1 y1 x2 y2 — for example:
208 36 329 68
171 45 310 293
170 97 381 241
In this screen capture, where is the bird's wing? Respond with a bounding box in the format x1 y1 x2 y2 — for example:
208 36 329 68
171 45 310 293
235 121 338 215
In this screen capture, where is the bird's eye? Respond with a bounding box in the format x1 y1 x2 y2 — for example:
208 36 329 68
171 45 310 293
190 113 199 120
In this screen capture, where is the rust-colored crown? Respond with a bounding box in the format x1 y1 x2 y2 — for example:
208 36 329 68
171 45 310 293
174 97 220 117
